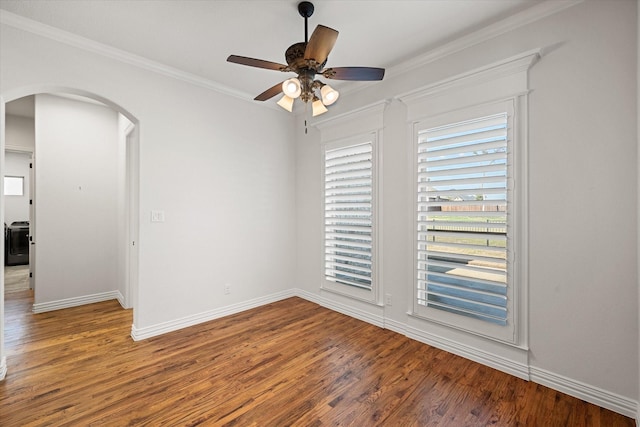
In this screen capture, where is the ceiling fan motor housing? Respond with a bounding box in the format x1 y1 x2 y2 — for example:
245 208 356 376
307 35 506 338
285 42 327 72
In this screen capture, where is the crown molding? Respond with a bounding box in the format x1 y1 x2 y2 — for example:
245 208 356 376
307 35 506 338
341 0 582 97
1 1 582 103
388 0 581 78
0 10 253 102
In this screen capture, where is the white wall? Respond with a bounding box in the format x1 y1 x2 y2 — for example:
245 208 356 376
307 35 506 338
0 8 296 335
0 0 636 419
294 0 637 414
5 114 34 151
3 150 30 225
34 94 119 304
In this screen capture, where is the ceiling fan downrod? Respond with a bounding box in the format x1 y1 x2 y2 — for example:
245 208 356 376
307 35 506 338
298 1 314 44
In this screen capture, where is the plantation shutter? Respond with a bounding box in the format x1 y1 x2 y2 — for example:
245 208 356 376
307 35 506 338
325 142 373 290
416 113 509 325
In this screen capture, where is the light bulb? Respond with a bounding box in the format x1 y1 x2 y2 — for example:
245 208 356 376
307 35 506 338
320 84 339 106
282 78 301 98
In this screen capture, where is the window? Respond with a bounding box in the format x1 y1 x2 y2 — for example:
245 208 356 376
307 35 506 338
413 100 520 343
4 176 24 196
401 50 538 344
416 111 509 325
323 134 377 302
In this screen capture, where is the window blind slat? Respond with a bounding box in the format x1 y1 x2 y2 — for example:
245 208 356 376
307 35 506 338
423 116 507 140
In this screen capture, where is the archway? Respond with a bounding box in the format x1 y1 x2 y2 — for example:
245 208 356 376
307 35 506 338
0 87 140 381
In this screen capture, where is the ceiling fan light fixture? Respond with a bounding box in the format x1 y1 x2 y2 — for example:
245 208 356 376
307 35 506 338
277 94 295 112
312 97 328 117
282 78 302 98
320 84 339 105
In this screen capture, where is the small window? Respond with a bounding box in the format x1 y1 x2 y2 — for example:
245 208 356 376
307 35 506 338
322 132 379 303
4 176 24 196
325 141 373 290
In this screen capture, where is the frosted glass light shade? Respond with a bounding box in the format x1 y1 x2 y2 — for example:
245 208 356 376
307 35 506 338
282 78 302 98
277 95 294 112
320 85 339 105
312 98 328 116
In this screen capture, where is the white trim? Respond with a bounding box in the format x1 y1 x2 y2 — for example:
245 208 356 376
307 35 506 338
0 1 579 106
340 1 580 97
314 101 387 142
116 291 126 309
0 11 253 103
530 366 638 419
130 289 296 341
0 357 6 381
8 282 636 419
4 144 33 154
386 2 577 80
400 48 540 100
295 288 384 328
32 290 121 313
406 323 530 381
295 289 636 419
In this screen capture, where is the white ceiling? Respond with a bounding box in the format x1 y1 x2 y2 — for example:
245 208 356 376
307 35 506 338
1 0 545 103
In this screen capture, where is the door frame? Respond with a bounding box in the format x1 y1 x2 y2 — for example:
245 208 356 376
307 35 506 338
3 146 35 289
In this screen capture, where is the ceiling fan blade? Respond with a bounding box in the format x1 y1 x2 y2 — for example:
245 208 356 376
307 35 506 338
227 55 287 71
254 82 284 101
323 67 385 81
304 25 339 65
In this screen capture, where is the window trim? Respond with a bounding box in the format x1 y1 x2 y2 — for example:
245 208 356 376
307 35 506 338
412 99 518 343
399 50 538 346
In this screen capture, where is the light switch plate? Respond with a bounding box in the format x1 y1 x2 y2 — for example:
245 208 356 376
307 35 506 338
151 210 165 222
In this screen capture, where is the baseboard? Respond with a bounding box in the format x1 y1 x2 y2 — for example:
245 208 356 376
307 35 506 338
48 286 631 420
294 288 385 328
130 289 297 341
115 291 126 309
32 290 121 314
405 324 531 381
529 366 637 419
295 289 529 381
0 356 6 381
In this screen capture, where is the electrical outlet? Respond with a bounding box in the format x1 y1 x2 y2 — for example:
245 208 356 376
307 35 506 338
224 284 231 295
385 293 392 306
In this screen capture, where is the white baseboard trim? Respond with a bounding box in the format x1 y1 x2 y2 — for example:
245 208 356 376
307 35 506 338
47 287 630 420
0 356 6 381
294 291 530 381
529 366 638 419
405 324 531 381
130 289 296 341
294 288 385 328
32 290 121 314
115 291 126 309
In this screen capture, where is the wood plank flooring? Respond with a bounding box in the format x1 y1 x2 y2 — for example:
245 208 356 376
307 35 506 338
1 290 634 426
4 265 30 293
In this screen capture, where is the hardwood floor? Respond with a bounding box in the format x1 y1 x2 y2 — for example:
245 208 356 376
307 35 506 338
4 265 30 293
1 291 634 426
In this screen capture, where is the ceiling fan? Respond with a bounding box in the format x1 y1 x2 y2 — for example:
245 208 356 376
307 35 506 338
227 1 385 117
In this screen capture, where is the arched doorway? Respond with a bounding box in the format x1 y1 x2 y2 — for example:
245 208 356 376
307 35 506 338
0 87 139 380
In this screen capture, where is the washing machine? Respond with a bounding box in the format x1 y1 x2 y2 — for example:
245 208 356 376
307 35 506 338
6 221 29 266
